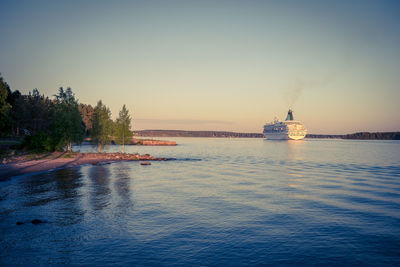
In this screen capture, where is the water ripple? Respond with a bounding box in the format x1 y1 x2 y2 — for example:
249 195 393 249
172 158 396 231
1 139 400 265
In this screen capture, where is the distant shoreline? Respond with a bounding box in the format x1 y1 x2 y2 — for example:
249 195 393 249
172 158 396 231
134 130 400 140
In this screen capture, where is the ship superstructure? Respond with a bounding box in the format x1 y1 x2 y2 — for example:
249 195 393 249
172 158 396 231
263 109 307 140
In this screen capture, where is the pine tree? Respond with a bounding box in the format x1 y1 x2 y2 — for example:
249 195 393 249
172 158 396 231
115 104 133 153
91 100 113 152
52 87 84 151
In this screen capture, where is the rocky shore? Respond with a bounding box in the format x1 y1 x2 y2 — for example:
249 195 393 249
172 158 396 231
131 139 177 146
0 152 171 180
134 130 263 138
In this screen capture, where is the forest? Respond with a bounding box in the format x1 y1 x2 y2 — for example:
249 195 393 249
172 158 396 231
0 74 132 152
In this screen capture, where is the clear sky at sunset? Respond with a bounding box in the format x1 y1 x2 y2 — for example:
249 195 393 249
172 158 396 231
1 0 399 134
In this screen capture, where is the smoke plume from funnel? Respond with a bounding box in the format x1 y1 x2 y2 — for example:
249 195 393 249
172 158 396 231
283 76 334 108
284 79 305 108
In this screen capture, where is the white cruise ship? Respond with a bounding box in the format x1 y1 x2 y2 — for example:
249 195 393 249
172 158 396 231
263 109 307 140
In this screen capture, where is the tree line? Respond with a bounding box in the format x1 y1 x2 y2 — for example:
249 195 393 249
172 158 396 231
0 74 132 152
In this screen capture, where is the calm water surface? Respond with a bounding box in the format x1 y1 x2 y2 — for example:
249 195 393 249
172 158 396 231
1 138 400 265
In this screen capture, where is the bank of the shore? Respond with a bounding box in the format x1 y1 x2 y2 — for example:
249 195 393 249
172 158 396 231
131 138 177 146
0 152 170 180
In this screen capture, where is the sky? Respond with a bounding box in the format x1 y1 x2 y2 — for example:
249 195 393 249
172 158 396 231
1 0 399 134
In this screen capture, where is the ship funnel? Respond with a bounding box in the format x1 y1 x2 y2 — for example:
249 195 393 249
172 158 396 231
285 109 294 121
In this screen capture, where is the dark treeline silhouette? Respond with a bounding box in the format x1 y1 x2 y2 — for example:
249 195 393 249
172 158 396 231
0 74 133 152
307 132 400 140
136 130 400 140
135 130 264 138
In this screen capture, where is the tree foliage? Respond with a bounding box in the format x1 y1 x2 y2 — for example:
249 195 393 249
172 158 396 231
22 89 55 135
1 73 136 153
114 104 133 152
0 75 12 133
51 87 84 151
79 103 94 136
91 100 113 152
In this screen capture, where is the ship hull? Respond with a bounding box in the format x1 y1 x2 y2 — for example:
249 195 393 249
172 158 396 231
263 132 306 140
263 132 290 140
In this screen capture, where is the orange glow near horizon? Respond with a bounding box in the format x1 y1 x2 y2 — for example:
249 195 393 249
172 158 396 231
1 1 399 134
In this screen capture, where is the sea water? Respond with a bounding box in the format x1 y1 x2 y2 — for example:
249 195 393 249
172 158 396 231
1 138 399 265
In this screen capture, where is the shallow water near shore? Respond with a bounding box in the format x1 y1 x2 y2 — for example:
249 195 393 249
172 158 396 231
1 138 400 265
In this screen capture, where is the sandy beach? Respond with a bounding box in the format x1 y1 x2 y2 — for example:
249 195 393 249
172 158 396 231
0 152 169 179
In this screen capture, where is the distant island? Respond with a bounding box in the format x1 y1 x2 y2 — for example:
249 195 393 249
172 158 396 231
135 130 264 138
307 132 400 140
135 130 400 140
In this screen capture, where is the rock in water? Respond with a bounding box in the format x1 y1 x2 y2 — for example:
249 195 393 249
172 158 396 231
31 219 44 225
16 221 24 225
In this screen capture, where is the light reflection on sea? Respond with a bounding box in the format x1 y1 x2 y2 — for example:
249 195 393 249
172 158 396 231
1 138 400 265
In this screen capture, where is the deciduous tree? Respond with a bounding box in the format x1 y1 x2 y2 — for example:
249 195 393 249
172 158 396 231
79 103 94 136
114 104 133 153
91 100 112 152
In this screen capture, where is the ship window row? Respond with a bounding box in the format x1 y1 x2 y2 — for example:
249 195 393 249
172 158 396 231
264 127 286 132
